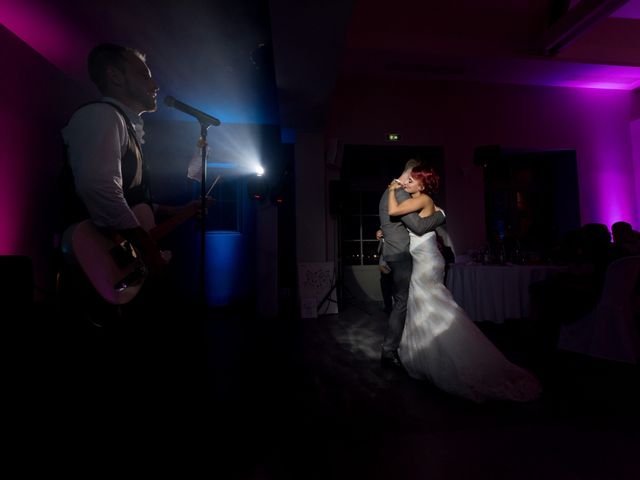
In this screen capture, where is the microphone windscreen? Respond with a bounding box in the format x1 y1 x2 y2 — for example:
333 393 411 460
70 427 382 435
164 95 176 107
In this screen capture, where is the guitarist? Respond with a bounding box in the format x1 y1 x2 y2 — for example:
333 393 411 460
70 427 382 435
57 43 206 399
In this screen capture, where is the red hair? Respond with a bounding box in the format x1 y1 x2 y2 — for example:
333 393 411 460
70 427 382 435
411 166 439 196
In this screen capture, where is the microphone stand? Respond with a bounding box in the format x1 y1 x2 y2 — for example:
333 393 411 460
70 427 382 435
198 122 210 310
166 95 220 309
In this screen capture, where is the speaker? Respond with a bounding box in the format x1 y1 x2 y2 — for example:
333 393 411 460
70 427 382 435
473 145 501 167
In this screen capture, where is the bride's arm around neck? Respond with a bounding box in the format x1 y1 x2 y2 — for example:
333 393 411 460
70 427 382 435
391 190 445 236
389 191 434 219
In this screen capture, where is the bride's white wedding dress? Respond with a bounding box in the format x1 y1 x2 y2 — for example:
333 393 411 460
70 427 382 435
398 231 542 402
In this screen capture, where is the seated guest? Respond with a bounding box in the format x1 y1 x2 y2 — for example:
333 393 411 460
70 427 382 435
611 221 640 258
529 223 614 360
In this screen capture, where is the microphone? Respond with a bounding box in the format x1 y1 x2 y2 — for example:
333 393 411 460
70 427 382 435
164 96 221 126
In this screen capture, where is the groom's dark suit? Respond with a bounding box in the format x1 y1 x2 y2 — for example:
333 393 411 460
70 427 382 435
378 188 446 365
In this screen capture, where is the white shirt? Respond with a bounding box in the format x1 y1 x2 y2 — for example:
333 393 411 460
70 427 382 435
62 97 145 230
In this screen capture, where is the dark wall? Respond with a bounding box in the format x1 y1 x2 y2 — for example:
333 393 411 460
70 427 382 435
0 26 93 299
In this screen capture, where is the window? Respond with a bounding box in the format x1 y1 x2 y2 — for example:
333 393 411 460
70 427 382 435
337 144 445 267
482 148 580 257
340 190 381 265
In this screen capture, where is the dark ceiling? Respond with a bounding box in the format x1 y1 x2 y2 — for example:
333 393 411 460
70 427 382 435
271 0 640 128
5 0 640 130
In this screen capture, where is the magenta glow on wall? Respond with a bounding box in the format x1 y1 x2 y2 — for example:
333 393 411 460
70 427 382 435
0 112 27 253
0 0 90 76
596 171 636 227
581 123 638 229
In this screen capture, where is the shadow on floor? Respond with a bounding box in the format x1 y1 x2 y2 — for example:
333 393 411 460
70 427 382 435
6 301 640 478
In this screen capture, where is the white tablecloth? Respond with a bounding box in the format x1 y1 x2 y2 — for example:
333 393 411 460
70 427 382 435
445 263 566 323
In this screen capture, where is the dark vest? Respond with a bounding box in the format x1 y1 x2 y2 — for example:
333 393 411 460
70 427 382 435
58 101 152 231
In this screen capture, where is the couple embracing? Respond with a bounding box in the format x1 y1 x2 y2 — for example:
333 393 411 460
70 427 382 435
378 160 541 403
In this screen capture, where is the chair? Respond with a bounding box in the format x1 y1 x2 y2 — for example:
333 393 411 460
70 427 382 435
557 255 640 364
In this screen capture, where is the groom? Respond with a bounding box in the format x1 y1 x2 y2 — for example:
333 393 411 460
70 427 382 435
378 159 446 369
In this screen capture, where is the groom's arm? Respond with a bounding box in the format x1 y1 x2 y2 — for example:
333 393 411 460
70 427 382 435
403 210 446 235
395 188 446 235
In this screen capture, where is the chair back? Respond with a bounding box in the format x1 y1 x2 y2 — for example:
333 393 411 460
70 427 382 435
599 255 640 309
557 255 640 363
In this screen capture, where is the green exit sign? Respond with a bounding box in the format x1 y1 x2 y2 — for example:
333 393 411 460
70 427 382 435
387 133 401 142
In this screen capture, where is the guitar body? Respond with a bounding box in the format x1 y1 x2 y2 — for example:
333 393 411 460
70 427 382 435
61 203 174 305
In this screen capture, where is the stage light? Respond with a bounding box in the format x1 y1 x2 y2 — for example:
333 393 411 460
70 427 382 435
256 165 265 176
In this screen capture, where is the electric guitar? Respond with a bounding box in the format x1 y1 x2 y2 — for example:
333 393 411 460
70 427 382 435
61 202 200 305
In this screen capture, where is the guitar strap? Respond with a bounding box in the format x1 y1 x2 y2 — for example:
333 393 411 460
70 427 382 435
97 100 152 207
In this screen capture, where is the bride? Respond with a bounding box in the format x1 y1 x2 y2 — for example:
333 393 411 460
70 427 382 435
387 166 541 402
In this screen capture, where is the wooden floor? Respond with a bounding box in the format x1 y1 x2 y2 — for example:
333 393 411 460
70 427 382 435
7 300 640 478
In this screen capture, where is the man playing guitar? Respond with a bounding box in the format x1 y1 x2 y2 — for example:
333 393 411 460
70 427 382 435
57 43 209 401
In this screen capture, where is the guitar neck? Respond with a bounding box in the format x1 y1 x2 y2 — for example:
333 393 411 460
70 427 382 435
149 205 198 241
